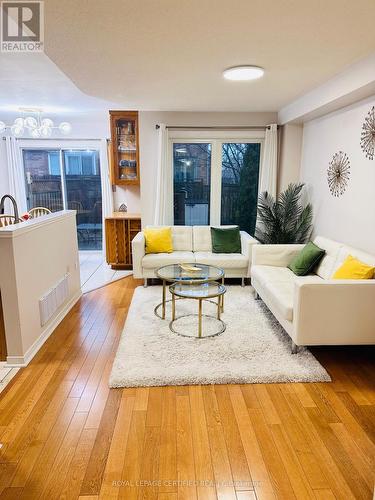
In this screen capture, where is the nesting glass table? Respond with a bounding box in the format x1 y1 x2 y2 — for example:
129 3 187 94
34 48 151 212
155 263 227 338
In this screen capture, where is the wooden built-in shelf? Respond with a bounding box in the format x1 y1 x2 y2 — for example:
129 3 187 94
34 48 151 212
105 212 141 269
109 111 140 186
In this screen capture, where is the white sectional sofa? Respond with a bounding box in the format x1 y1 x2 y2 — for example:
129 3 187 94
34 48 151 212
251 236 375 351
132 225 258 285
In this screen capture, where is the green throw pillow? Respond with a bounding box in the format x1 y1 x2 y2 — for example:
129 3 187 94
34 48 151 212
211 227 241 253
288 241 325 276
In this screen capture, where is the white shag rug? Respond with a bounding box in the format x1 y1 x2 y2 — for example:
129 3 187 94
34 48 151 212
109 286 331 387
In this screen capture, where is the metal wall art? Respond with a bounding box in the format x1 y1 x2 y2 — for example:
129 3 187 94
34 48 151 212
360 105 375 160
327 151 350 197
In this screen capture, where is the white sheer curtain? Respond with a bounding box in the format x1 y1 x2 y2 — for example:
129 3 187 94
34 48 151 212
154 124 173 225
4 136 27 214
259 123 278 198
99 139 114 251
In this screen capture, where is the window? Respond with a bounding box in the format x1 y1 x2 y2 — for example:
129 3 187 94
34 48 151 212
173 143 211 225
22 148 102 250
171 132 263 233
221 143 261 235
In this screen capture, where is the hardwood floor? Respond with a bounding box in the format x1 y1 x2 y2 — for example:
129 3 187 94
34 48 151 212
0 277 374 499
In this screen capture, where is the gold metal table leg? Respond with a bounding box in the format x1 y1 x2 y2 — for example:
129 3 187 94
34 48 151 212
162 280 166 319
221 277 224 313
172 291 176 321
217 296 221 320
198 299 202 338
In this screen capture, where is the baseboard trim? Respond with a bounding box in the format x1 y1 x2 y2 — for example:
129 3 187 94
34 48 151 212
6 289 82 367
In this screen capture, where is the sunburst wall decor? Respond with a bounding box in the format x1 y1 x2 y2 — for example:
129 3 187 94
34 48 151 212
360 105 375 160
327 151 350 197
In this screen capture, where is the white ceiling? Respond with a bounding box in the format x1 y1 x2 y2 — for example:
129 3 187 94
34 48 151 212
1 1 375 117
0 52 117 117
42 0 375 112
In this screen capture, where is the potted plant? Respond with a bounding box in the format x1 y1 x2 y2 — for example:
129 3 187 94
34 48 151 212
255 183 313 244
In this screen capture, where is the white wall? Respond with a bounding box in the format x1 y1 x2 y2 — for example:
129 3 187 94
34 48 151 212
278 123 303 193
300 95 375 254
139 111 277 225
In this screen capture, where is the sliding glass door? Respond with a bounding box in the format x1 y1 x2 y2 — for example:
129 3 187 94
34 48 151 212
172 136 262 233
22 148 102 250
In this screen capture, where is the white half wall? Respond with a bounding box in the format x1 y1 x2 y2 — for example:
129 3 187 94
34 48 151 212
300 95 375 254
0 211 81 365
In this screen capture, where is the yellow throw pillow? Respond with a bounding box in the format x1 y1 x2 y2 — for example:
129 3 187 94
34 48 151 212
333 255 375 280
144 227 173 254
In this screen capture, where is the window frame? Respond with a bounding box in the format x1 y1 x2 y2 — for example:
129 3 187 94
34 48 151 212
169 130 265 226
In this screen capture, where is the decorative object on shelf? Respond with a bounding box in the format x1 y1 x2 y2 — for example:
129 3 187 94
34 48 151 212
327 151 350 197
0 108 72 138
109 111 140 185
360 105 375 160
255 183 313 244
118 203 128 212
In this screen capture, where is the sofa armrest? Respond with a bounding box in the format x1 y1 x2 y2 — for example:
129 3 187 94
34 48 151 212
131 231 145 278
252 244 305 267
240 232 259 276
293 280 375 345
240 231 259 258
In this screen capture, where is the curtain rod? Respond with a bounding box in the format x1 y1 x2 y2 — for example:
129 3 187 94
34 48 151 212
155 125 279 130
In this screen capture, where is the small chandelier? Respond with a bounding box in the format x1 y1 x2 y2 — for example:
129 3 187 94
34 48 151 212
0 108 72 138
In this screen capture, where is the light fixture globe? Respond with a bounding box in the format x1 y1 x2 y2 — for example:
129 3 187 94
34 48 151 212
40 125 52 137
14 117 24 127
223 65 264 81
24 116 38 129
59 122 72 134
41 118 54 128
11 124 24 136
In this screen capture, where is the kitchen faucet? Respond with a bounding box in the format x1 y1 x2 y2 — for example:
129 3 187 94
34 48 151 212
0 194 19 222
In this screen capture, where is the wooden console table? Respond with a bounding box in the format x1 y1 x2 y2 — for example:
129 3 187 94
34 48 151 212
105 212 141 269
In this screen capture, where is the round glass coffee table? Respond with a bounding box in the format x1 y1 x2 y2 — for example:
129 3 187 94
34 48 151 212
155 263 225 319
169 282 227 338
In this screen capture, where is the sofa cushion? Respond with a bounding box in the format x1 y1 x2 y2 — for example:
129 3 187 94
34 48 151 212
172 226 193 251
334 245 375 275
144 227 173 254
252 265 323 285
263 280 294 321
146 226 193 251
211 226 241 253
288 241 325 276
142 251 195 269
333 255 375 280
313 236 342 280
251 265 294 282
193 225 238 252
194 251 248 269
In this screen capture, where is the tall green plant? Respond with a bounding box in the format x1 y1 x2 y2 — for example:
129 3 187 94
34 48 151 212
255 183 313 244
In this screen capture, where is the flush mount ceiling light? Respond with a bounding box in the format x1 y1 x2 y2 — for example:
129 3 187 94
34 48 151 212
223 65 264 81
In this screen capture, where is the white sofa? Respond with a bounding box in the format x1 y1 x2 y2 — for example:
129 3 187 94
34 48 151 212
251 236 375 351
132 225 258 285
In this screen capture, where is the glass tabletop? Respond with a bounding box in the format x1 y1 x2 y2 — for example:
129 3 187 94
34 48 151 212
169 282 226 299
156 263 224 283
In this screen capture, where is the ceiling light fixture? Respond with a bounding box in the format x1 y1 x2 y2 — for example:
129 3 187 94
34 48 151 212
223 65 264 81
0 108 72 137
